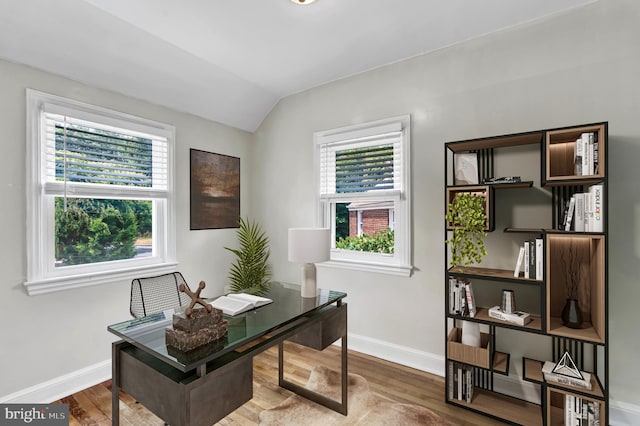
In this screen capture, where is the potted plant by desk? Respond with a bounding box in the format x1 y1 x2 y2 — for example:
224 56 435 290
445 192 488 269
225 217 272 296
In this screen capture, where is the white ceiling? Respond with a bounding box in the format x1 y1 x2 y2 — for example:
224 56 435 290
0 0 596 132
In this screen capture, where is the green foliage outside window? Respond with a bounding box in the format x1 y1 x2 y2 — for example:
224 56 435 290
55 198 150 266
336 228 394 254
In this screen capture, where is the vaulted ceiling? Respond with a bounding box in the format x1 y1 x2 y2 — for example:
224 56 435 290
0 0 596 132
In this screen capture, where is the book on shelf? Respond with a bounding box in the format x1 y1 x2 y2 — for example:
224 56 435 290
587 183 604 232
563 185 603 232
449 278 463 315
574 193 586 232
582 132 593 176
448 361 474 403
449 278 474 317
559 198 571 230
574 132 599 177
564 196 576 231
565 394 572 426
448 361 454 400
457 364 463 401
528 239 535 278
516 240 540 280
565 394 600 425
575 132 599 177
465 282 476 318
488 306 532 326
210 293 273 316
523 240 530 279
535 238 543 280
542 361 592 390
513 246 525 278
593 132 600 175
574 135 583 176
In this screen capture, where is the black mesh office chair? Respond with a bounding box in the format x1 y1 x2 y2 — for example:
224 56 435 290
130 272 192 318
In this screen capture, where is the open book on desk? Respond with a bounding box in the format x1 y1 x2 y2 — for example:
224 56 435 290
210 293 273 316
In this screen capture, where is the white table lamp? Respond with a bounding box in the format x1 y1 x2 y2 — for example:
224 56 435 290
288 228 330 298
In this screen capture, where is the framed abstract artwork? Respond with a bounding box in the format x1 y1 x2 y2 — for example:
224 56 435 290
190 149 240 230
453 152 479 185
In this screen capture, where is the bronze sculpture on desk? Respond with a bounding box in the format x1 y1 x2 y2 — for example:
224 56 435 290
165 280 228 352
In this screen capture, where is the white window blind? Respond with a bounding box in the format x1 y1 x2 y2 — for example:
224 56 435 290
319 131 403 201
43 110 169 199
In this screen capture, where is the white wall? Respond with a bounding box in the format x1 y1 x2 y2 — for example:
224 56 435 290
0 59 252 398
251 0 640 415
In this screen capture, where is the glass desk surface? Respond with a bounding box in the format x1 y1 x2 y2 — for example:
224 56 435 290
108 282 346 372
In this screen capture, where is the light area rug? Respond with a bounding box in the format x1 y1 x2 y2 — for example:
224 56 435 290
259 366 450 425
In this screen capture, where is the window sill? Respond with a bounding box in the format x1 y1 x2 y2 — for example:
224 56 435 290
319 259 413 277
24 262 178 296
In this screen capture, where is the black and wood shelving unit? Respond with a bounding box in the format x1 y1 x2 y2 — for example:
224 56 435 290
444 123 608 425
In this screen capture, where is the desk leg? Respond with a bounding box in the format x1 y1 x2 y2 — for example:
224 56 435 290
112 341 123 426
278 319 348 415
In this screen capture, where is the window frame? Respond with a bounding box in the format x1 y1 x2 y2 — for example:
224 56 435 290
314 115 412 276
25 89 177 295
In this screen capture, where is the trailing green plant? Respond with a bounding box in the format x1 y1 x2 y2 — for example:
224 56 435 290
445 193 487 267
336 229 394 254
224 217 272 296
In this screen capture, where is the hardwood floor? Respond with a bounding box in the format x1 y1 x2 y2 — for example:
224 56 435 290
56 343 506 425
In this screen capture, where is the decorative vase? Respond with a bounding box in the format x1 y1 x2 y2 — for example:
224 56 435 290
561 298 582 329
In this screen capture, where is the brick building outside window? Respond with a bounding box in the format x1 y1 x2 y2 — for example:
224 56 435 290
347 201 394 237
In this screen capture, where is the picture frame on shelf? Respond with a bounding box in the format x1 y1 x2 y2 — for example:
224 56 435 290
454 152 479 185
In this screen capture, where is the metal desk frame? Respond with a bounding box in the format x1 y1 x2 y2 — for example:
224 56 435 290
111 300 347 426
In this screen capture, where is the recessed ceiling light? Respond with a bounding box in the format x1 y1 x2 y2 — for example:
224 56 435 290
290 0 316 4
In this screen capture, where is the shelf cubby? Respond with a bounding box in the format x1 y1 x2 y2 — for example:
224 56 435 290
448 266 542 285
474 308 543 333
449 389 543 426
446 327 511 374
547 388 606 426
546 234 605 344
446 185 494 231
523 357 605 400
447 327 491 369
523 357 544 384
545 123 606 183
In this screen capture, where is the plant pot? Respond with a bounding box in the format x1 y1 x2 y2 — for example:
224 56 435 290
561 298 582 329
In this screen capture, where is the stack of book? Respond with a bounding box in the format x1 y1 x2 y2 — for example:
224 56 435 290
447 361 474 403
448 278 476 317
564 395 600 425
541 361 592 390
488 306 532 326
513 238 543 280
558 184 604 232
574 131 599 176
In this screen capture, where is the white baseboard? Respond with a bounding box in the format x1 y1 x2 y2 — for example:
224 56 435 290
610 399 640 425
346 332 640 426
346 332 445 377
0 359 111 404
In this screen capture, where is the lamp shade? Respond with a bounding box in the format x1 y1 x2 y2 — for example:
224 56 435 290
288 228 331 263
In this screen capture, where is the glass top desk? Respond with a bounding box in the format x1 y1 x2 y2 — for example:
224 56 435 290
108 282 347 426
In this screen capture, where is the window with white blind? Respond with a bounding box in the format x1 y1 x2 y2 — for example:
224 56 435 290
25 90 176 295
314 115 412 276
